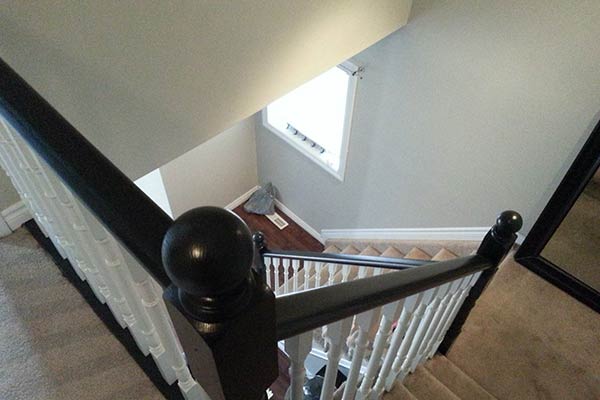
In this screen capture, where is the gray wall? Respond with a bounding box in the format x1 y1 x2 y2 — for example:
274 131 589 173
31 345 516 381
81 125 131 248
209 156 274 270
256 0 600 234
0 173 19 211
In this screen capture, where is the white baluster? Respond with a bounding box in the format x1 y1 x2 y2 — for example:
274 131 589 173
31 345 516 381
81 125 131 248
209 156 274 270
292 259 300 292
264 257 273 289
355 299 405 400
412 282 452 366
342 305 381 400
273 257 281 295
428 272 481 357
321 317 353 400
315 262 323 287
397 287 440 380
328 263 338 286
384 288 435 390
303 260 313 290
421 278 465 359
371 293 419 398
284 332 312 400
282 258 291 294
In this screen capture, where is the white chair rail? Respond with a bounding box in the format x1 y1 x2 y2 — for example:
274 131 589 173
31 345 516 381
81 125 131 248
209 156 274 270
264 255 480 400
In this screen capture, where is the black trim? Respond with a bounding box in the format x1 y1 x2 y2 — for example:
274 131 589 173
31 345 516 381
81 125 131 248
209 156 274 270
24 220 184 400
262 249 430 270
275 255 492 340
515 117 600 313
0 58 171 288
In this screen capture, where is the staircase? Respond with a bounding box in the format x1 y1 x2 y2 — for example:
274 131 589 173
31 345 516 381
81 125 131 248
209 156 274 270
264 240 496 400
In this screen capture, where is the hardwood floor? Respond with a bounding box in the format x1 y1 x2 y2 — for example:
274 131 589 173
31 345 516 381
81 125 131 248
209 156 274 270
233 205 324 252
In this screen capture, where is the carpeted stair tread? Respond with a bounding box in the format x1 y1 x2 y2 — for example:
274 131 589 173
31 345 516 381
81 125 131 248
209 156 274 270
340 245 360 255
383 381 418 400
403 366 460 400
425 355 496 400
324 244 341 254
404 248 431 260
381 246 405 258
360 245 381 256
432 248 458 261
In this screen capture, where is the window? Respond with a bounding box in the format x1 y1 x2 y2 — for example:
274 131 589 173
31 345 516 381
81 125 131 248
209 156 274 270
262 61 360 181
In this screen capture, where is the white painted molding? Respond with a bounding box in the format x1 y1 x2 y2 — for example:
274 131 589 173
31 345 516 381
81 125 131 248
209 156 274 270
225 185 260 210
1 200 32 231
273 199 324 244
320 227 490 242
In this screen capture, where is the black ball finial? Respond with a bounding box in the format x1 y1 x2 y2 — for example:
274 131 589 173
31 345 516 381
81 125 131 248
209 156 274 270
162 207 254 298
493 210 523 239
252 231 267 251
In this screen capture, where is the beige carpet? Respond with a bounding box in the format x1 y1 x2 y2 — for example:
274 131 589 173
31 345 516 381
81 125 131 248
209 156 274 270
447 254 600 399
0 228 164 400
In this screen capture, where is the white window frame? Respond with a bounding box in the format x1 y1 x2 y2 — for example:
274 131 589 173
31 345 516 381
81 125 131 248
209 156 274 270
261 60 360 181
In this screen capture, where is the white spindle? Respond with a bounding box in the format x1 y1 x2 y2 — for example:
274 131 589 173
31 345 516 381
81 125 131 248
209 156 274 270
315 262 324 287
292 259 300 291
264 257 273 289
320 317 354 400
412 282 452 367
371 293 419 398
303 260 313 290
341 303 381 400
328 263 338 286
355 299 404 400
384 288 435 390
427 272 481 358
285 332 313 400
273 257 281 294
420 278 465 359
397 287 440 380
282 258 291 294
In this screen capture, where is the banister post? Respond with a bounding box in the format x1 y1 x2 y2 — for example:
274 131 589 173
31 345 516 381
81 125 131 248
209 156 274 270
161 207 277 400
252 231 268 281
438 210 522 354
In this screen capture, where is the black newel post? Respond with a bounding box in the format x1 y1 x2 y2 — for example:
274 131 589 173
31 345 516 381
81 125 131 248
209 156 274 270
252 231 268 281
438 210 522 354
161 207 277 400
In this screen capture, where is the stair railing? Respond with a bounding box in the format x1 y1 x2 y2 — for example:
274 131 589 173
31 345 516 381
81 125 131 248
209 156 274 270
0 57 521 400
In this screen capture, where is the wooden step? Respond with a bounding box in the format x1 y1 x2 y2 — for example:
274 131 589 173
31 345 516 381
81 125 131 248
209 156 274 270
425 355 496 400
402 366 460 400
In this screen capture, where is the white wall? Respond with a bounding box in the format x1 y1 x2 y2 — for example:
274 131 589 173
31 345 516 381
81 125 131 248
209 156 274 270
0 0 411 180
256 0 600 235
134 169 173 218
159 117 258 218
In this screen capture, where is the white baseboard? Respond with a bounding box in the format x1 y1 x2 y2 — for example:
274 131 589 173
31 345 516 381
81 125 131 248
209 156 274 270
225 185 260 210
1 200 32 231
320 227 490 242
274 199 324 244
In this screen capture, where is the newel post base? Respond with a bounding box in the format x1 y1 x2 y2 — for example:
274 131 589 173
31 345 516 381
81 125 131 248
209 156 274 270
161 207 278 400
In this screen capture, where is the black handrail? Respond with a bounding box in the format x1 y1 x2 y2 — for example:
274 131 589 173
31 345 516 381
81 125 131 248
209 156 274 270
275 255 490 339
262 249 430 270
0 58 172 287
